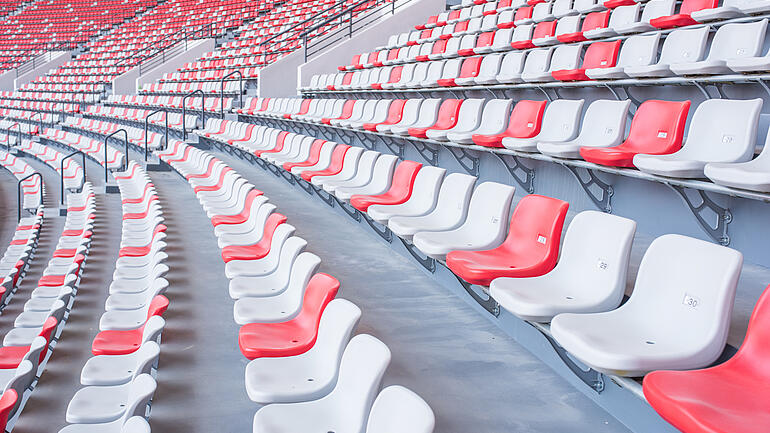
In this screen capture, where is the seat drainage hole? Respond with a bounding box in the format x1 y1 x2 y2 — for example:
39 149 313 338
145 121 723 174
565 296 574 300
119 404 125 407
307 378 314 382
292 340 298 343
646 341 655 345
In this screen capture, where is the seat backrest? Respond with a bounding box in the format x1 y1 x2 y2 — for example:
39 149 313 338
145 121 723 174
505 99 547 138
679 0 718 14
609 3 641 28
552 210 637 304
500 51 526 74
141 316 166 344
640 0 676 22
551 0 573 16
284 252 322 310
582 10 610 32
0 390 17 432
473 99 513 135
295 273 341 333
549 44 582 72
534 20 557 39
512 23 534 42
440 58 463 80
458 56 483 79
532 1 552 20
146 295 170 319
325 334 391 433
523 48 554 75
705 19 767 62
555 14 581 36
727 286 770 377
501 194 568 267
678 98 762 162
539 99 584 141
464 181 516 233
122 374 157 420
424 60 445 82
366 386 435 433
132 341 161 379
122 416 151 433
582 40 622 69
617 33 660 68
4 360 33 416
307 298 362 392
622 99 690 153
624 234 742 361
492 28 514 49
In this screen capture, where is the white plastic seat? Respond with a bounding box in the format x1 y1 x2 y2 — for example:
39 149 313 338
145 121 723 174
691 0 769 21
224 225 298 279
585 3 641 38
520 48 555 82
537 99 630 159
311 147 365 187
634 98 762 178
614 0 674 34
245 299 361 403
671 20 767 76
545 44 583 78
447 99 512 144
322 151 380 193
412 181 515 260
494 51 526 83
587 33 659 79
503 99 583 151
378 99 421 133
66 374 157 424
419 61 447 88
80 342 160 386
705 129 770 192
366 386 435 433
459 54 503 85
551 234 743 377
624 25 709 77
390 99 441 136
229 236 307 299
427 98 484 142
0 337 45 390
252 334 391 433
552 0 576 18
349 100 392 130
490 28 514 52
490 211 636 322
232 252 321 325
574 0 606 13
335 154 398 201
368 166 446 225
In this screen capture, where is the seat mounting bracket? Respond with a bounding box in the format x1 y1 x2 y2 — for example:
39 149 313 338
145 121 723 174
447 146 480 176
410 140 439 166
399 237 436 273
312 184 336 207
540 327 605 393
667 185 731 246
335 196 362 221
377 134 404 158
363 215 393 243
296 177 314 195
453 273 500 316
563 165 613 213
494 153 535 193
279 168 296 185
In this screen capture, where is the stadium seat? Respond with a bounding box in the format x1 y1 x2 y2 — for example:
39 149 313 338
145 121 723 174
91 316 165 356
251 334 391 433
475 99 547 148
65 373 156 424
238 273 339 359
502 99 582 151
447 195 569 286
670 19 767 75
579 99 690 167
586 33 659 79
692 0 770 20
244 299 361 403
366 386 436 433
80 341 160 386
624 25 708 77
335 154 398 201
350 160 422 212
613 0 675 33
634 98 762 178
649 0 717 28
704 129 770 192
367 166 446 225
412 181 515 260
642 286 770 433
551 234 743 376
491 211 637 322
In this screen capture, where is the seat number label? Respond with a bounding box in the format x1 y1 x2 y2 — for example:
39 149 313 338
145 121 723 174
537 235 547 244
597 259 608 270
657 131 668 139
682 293 700 309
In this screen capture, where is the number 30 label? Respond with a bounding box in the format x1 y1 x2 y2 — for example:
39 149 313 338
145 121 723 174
682 293 700 309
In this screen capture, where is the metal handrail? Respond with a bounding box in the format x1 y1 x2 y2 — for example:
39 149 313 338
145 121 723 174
144 109 168 161
7 123 20 149
300 0 379 38
60 150 85 205
258 0 348 48
29 112 43 134
115 23 215 72
221 70 243 118
182 90 205 140
17 172 42 221
103 129 129 183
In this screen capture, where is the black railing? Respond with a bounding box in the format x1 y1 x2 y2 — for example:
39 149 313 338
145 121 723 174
17 172 42 221
145 109 168 160
61 150 86 205
115 23 215 76
103 129 128 183
2 41 77 78
182 90 205 140
221 70 244 118
7 123 20 149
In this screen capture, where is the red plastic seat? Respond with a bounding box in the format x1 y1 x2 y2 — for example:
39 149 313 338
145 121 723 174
339 54 360 71
643 286 770 433
473 100 547 148
371 66 403 90
418 41 446 62
408 99 462 139
255 131 289 157
0 390 17 432
119 225 167 257
0 317 57 369
283 139 326 171
552 40 621 81
322 100 356 125
350 160 423 211
300 145 350 181
238 273 340 359
193 167 234 193
210 189 265 226
512 21 557 49
650 0 717 29
513 6 533 24
364 99 407 131
438 57 483 87
446 195 568 286
285 99 311 119
580 100 690 167
557 10 610 43
220 213 287 262
604 0 637 7
123 195 158 220
91 296 169 356
416 15 438 30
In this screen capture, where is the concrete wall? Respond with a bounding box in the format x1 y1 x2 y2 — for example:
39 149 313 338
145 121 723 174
258 0 445 97
0 51 71 91
112 38 215 95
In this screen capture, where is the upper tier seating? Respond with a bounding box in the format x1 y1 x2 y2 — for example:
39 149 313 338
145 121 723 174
490 210 637 322
551 234 742 376
642 285 770 433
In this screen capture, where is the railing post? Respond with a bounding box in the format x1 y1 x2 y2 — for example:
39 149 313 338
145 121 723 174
29 112 43 135
61 150 86 206
144 109 167 161
17 172 42 222
182 90 205 140
220 70 243 118
8 123 20 149
103 129 129 184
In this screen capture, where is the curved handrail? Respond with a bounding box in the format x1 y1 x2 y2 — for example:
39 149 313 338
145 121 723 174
221 70 243 118
7 123 20 150
144 109 168 161
60 150 86 206
29 112 44 135
17 172 42 222
103 129 129 183
182 90 205 140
